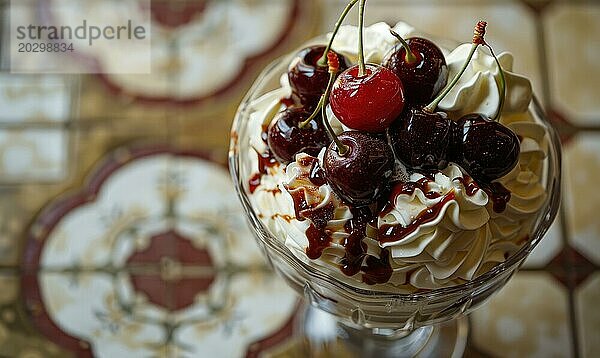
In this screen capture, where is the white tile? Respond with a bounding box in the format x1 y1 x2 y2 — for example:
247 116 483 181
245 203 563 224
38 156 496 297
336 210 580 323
523 214 563 268
0 75 72 123
0 129 69 182
545 4 600 123
575 273 600 358
563 134 600 265
471 272 573 357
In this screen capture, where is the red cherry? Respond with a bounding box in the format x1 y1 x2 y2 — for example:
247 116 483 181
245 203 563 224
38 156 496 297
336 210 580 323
288 46 350 108
324 131 394 206
329 64 405 133
267 106 330 164
451 113 520 182
383 37 448 105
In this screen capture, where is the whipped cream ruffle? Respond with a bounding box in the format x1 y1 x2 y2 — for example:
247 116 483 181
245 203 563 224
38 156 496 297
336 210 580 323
481 111 549 268
330 22 418 64
437 44 533 120
378 164 492 289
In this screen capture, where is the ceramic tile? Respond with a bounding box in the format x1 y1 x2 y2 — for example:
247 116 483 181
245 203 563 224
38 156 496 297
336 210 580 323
546 244 595 291
69 116 173 177
0 75 73 123
563 133 600 265
80 0 317 119
21 147 298 357
471 272 573 357
0 128 69 183
77 75 171 122
172 112 232 166
575 273 600 358
545 4 600 124
0 189 27 266
523 213 563 269
0 0 594 356
0 272 71 357
76 0 311 110
322 1 544 99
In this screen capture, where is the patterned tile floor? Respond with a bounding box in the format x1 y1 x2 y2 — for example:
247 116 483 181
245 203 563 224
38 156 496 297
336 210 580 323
0 0 598 357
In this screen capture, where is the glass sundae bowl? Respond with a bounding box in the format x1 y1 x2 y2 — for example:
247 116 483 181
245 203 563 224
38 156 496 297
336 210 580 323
229 47 562 357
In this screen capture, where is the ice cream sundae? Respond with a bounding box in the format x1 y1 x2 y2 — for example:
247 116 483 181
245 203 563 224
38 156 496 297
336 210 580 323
240 4 548 293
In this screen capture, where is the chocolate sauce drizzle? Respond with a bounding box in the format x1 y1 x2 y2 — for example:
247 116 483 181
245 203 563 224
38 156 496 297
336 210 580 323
287 160 392 285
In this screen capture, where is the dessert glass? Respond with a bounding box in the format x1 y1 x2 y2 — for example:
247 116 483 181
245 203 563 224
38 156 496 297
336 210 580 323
229 50 562 357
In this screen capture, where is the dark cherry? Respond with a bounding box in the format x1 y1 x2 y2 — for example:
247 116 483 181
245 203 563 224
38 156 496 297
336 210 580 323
288 45 350 107
324 131 394 206
383 37 448 104
330 64 405 133
452 113 520 182
267 106 330 164
389 106 454 171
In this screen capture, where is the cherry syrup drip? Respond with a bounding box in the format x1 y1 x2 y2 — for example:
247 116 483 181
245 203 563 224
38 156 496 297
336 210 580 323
453 175 480 196
363 249 392 285
482 182 511 213
288 188 309 219
340 207 371 277
249 173 261 194
248 124 279 192
280 97 295 107
309 162 327 187
340 207 393 285
453 176 511 213
257 150 278 174
393 177 441 199
380 177 440 217
301 199 335 260
287 160 393 284
379 191 456 243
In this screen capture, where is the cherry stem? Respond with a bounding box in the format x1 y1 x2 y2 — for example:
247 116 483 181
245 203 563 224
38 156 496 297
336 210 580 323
262 100 283 127
322 94 349 156
357 0 366 76
298 91 327 129
317 0 359 67
424 21 487 113
299 53 340 129
301 53 349 155
389 29 417 64
485 44 506 122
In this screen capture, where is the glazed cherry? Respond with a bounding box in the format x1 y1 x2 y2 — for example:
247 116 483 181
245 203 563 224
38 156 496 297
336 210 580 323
389 106 453 171
288 46 350 108
324 131 394 206
452 113 520 182
389 22 497 172
383 36 448 104
329 64 405 133
267 106 330 164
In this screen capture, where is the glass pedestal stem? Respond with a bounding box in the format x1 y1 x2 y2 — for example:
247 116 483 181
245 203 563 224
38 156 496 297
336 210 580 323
301 304 468 358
